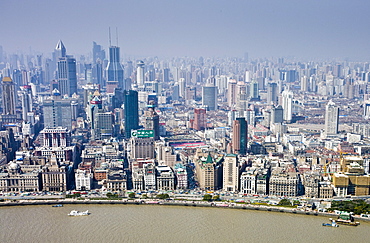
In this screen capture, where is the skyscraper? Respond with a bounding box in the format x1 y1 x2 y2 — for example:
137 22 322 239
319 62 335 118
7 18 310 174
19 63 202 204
202 84 217 111
106 46 124 92
144 102 160 140
271 105 284 124
92 41 105 64
57 56 77 97
20 85 33 121
267 82 278 105
124 90 139 138
232 117 248 155
54 40 66 60
1 77 16 116
227 79 237 108
136 60 145 86
325 100 339 136
43 89 73 130
281 89 293 123
193 108 206 131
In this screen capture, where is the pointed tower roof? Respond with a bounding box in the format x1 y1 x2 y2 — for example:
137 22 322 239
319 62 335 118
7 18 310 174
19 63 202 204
55 40 66 58
55 40 65 50
205 153 213 164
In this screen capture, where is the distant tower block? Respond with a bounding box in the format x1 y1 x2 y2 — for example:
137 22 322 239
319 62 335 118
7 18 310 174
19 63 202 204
325 100 339 136
1 77 16 115
137 60 145 86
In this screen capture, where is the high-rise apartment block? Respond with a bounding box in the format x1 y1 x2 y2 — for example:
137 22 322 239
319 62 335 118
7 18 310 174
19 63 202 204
325 100 339 136
193 108 206 131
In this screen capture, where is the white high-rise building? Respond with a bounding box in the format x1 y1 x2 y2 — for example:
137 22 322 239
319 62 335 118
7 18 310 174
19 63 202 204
227 79 237 108
281 89 293 123
325 100 339 136
222 154 239 192
137 60 145 86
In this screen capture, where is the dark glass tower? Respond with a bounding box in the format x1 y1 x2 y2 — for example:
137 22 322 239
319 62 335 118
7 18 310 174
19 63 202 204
106 46 125 90
124 90 139 138
57 56 77 96
232 117 248 155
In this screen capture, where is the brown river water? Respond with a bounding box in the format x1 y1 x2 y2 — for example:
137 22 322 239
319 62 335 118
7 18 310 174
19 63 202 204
1 204 369 243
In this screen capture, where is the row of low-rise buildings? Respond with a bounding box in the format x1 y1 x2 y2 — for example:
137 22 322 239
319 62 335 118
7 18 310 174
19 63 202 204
0 154 73 192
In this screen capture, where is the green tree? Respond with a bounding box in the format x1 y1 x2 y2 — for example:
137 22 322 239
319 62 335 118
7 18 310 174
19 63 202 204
213 195 220 201
128 193 136 199
203 194 212 201
142 194 148 199
278 199 291 206
292 200 300 206
156 193 170 199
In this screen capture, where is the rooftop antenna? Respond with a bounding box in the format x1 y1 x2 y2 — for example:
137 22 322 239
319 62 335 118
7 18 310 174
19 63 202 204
109 27 112 46
116 27 119 46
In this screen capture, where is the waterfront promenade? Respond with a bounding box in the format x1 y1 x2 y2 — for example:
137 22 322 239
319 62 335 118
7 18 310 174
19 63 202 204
2 198 369 222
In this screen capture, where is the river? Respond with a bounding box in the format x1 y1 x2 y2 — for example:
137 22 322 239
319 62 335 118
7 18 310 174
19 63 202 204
1 204 369 243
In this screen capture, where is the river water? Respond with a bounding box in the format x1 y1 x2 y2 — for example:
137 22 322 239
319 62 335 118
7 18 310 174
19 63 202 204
1 204 369 243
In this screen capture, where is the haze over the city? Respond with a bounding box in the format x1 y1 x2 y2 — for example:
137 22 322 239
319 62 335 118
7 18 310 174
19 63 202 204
1 0 370 60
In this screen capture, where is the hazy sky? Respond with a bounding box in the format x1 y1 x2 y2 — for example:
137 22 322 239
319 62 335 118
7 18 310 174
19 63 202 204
1 0 370 60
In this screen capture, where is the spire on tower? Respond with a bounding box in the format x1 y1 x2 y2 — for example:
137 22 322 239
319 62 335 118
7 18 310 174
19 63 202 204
55 40 66 58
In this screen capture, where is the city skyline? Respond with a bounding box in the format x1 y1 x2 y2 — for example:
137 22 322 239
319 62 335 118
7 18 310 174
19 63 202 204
1 0 370 60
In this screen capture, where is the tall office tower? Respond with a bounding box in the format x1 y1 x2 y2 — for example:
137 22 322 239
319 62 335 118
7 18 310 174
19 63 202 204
57 56 77 97
1 77 16 115
124 90 139 138
267 82 278 105
84 64 92 83
178 78 186 98
236 81 248 111
227 79 237 108
136 60 145 86
193 108 206 131
162 68 170 82
144 102 160 140
54 40 66 60
92 59 103 86
245 71 251 83
106 46 124 92
43 89 73 130
271 105 284 124
202 83 217 111
125 61 133 79
223 154 239 192
12 70 22 85
86 95 103 131
93 112 114 140
249 80 259 100
20 86 33 121
246 108 255 126
281 89 293 123
325 100 339 136
232 117 248 155
92 41 105 64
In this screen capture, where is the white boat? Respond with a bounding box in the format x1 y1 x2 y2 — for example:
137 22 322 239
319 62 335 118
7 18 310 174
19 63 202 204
68 210 90 216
